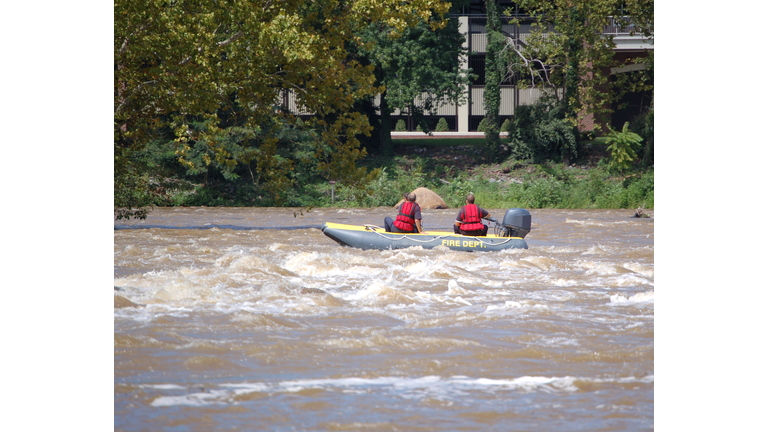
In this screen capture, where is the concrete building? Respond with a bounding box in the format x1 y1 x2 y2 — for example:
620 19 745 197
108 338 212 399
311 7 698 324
287 0 653 135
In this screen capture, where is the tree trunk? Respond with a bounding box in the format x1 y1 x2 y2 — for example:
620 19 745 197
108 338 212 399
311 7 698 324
380 90 393 156
483 0 502 161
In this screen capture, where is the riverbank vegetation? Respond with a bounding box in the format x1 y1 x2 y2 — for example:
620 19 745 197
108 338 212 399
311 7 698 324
123 107 653 211
115 0 653 219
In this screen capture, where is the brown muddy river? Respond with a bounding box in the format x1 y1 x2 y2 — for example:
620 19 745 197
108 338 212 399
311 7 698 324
114 207 654 431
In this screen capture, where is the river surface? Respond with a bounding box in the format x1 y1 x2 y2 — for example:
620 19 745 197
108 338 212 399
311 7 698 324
114 207 654 431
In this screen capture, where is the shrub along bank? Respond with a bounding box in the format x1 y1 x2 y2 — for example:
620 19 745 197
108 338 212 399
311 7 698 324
133 136 653 210
118 91 653 216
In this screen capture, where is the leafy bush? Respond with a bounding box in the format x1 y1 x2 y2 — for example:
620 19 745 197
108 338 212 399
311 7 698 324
622 170 654 208
512 97 578 164
395 119 407 131
630 109 653 165
500 118 513 132
580 130 596 141
518 177 565 208
606 122 643 172
436 117 450 132
477 118 488 132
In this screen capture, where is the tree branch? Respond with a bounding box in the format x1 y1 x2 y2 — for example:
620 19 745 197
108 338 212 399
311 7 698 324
115 80 157 116
118 19 153 56
501 37 562 89
180 25 233 65
218 30 243 47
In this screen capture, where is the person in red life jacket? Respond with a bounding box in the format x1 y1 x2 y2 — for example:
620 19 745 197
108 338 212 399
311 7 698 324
384 192 423 233
454 193 490 236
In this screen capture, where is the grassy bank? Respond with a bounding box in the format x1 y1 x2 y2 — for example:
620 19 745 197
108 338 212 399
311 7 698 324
349 138 653 209
140 137 653 210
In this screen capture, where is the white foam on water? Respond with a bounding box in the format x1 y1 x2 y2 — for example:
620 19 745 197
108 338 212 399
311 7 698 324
610 290 654 305
545 246 581 254
404 260 429 275
480 279 506 288
282 252 323 275
611 274 653 287
227 255 281 274
566 219 630 227
497 247 526 256
312 334 479 350
115 270 218 305
140 384 186 390
582 245 607 255
550 278 578 287
519 256 562 271
485 300 549 313
622 262 654 278
150 390 229 407
537 336 581 347
453 296 472 306
446 280 470 295
342 283 386 301
146 374 654 407
582 262 622 276
283 251 385 278
341 282 421 307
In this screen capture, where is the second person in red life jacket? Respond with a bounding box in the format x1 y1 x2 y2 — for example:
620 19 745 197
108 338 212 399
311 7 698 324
454 193 491 236
384 192 423 233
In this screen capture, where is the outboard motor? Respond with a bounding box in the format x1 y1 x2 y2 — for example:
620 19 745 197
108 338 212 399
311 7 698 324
495 208 531 238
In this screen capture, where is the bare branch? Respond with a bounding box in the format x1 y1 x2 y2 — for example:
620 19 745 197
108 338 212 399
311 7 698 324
218 30 243 47
500 36 563 89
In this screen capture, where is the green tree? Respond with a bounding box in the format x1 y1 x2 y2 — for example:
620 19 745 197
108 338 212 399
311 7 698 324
115 0 450 218
483 0 504 161
510 95 577 163
358 6 471 155
503 0 653 133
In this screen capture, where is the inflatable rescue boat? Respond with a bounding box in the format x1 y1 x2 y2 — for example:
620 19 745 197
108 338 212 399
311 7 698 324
321 208 531 252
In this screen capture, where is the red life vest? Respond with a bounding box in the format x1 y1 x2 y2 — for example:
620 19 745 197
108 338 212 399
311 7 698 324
460 204 484 231
394 201 417 232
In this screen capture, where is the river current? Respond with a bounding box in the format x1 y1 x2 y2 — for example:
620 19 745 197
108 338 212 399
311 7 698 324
114 207 654 431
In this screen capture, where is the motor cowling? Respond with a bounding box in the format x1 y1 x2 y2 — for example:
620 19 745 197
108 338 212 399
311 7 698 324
499 208 531 238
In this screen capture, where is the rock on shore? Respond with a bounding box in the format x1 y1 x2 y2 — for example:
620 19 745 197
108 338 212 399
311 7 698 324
394 187 448 209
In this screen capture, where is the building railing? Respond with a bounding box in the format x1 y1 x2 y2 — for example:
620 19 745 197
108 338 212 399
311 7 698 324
468 16 652 49
281 14 651 131
603 16 653 36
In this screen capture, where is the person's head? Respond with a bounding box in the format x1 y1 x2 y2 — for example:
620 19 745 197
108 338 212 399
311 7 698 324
466 193 475 204
408 192 417 202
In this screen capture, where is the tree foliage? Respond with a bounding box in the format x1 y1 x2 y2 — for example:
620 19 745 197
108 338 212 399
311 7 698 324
502 0 654 131
357 7 470 155
506 95 577 163
115 0 451 217
605 121 643 172
482 0 504 161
